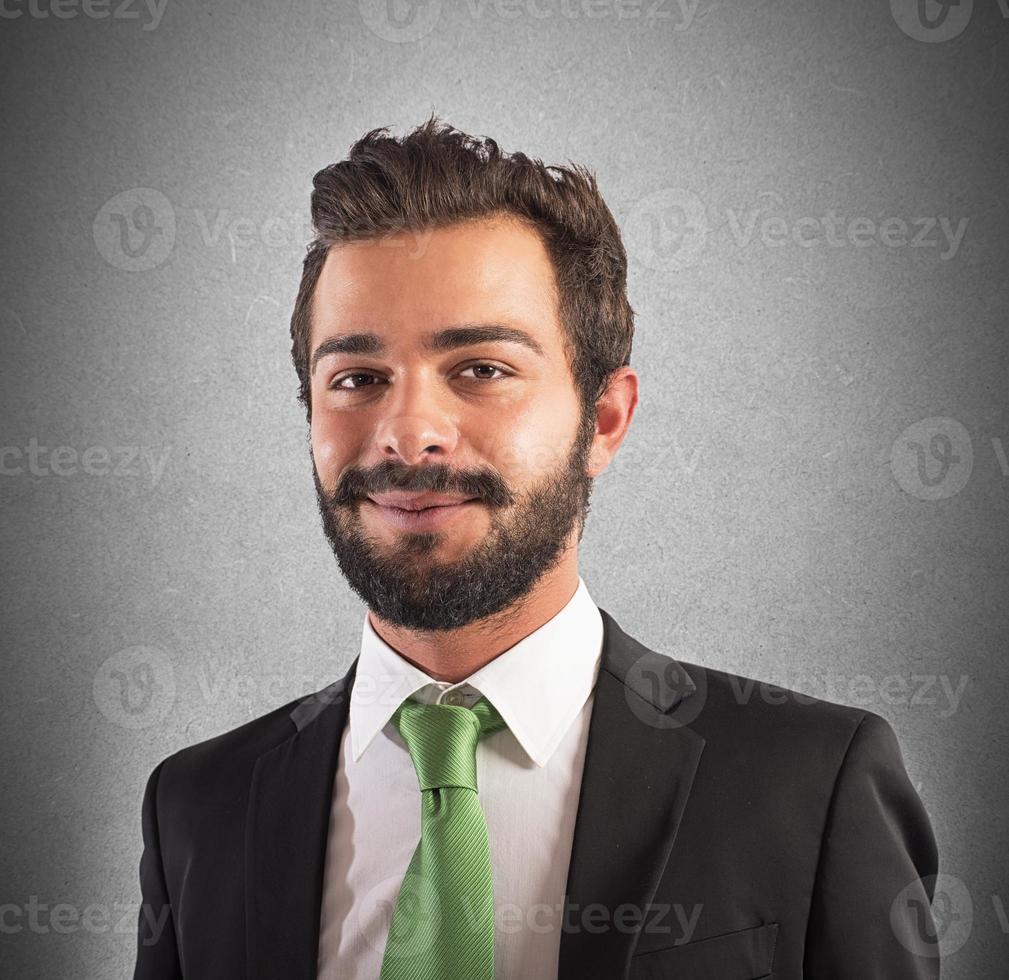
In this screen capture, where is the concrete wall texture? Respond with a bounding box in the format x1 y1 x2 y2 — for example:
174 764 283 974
1 0 1006 976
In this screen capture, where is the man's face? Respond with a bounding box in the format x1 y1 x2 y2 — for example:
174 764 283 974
307 215 598 632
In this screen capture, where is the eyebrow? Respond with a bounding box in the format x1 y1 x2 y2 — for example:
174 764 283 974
310 323 546 374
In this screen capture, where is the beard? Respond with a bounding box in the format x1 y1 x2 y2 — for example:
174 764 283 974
312 409 597 632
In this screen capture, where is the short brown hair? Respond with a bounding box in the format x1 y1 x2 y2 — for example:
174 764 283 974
289 114 634 423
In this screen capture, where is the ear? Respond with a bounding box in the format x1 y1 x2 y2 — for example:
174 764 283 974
586 366 639 477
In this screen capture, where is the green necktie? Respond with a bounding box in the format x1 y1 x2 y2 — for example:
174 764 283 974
380 694 508 980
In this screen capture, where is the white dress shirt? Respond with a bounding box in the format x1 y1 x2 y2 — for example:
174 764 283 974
317 576 604 980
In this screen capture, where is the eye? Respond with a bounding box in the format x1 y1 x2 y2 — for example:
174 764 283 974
327 362 510 392
457 362 509 381
329 372 383 390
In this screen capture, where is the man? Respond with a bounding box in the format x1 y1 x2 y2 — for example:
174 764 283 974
133 117 940 979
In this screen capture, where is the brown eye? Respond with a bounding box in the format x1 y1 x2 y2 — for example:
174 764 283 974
458 363 507 381
330 372 382 390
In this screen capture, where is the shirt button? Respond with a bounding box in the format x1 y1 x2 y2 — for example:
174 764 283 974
443 690 464 706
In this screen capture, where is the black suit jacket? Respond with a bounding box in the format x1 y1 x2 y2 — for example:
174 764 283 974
133 607 940 979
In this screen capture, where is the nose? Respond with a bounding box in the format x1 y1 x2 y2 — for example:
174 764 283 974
371 376 461 466
375 416 460 464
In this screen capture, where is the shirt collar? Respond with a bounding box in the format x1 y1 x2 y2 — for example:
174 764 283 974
348 576 604 767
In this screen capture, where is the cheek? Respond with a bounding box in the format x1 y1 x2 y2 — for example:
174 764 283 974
310 418 351 476
478 405 574 485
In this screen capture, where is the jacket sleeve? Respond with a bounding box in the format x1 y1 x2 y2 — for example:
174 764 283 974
803 711 940 979
133 758 183 980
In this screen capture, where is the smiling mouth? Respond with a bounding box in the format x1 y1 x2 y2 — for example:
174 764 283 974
362 498 481 531
365 494 480 512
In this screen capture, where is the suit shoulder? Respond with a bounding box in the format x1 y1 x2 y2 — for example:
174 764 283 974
678 659 895 756
151 678 345 802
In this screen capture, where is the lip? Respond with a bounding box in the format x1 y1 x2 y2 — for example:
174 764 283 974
367 491 477 511
364 498 480 531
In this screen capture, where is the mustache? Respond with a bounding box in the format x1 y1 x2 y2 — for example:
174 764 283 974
325 459 514 509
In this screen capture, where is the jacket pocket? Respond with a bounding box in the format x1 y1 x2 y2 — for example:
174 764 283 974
629 922 779 980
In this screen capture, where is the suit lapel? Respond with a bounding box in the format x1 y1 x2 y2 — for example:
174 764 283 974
245 657 359 980
558 607 706 980
243 605 702 980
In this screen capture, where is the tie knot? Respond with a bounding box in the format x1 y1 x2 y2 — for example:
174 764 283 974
392 695 506 792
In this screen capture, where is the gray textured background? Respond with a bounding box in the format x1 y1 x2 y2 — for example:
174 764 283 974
1 0 1007 976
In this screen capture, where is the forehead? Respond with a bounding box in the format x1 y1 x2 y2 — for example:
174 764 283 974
309 216 562 351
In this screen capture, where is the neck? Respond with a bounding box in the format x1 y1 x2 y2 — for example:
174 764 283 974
367 550 581 683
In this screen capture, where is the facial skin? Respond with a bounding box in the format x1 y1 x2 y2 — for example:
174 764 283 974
307 214 638 681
